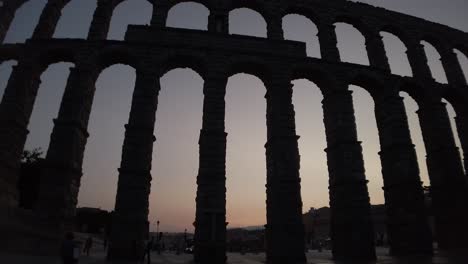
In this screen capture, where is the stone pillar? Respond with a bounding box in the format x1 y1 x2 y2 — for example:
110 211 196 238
0 61 41 208
322 87 376 260
455 112 468 175
365 32 391 72
108 69 159 260
417 100 468 249
317 22 341 62
264 75 306 264
208 9 228 34
267 17 284 40
32 0 70 40
194 72 228 264
440 48 467 86
407 42 434 81
374 93 433 255
150 0 169 28
36 65 99 227
87 0 114 40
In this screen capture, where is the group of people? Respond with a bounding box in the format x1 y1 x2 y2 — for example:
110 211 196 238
60 232 157 264
59 232 95 264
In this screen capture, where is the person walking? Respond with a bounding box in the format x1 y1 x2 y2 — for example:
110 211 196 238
83 236 93 256
60 232 79 264
142 237 154 264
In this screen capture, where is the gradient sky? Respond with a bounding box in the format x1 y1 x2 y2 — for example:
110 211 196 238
0 0 467 232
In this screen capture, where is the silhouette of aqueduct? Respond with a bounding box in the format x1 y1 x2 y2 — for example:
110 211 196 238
0 0 467 263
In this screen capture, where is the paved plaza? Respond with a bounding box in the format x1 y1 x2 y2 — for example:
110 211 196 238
2 247 468 264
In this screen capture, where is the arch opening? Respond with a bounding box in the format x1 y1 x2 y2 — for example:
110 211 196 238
229 8 267 38
150 68 204 233
3 0 47 43
380 32 413 77
399 91 430 186
334 23 369 65
290 78 328 243
442 99 465 174
348 85 383 205
78 64 135 211
282 14 321 58
226 73 266 231
421 41 448 84
454 49 468 84
54 0 96 39
0 60 18 99
166 2 210 31
108 0 152 40
23 62 74 155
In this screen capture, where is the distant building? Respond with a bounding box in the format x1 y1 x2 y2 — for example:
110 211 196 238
303 205 387 244
75 207 111 235
226 228 265 252
303 192 434 246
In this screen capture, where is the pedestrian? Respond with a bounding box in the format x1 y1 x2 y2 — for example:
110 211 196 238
83 236 93 256
60 232 79 264
142 237 154 264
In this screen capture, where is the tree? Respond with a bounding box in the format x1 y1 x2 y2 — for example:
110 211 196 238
21 148 43 164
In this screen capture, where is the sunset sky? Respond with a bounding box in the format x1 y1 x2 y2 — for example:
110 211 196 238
0 0 467 232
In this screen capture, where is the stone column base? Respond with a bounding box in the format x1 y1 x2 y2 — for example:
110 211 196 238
194 241 227 264
0 206 62 256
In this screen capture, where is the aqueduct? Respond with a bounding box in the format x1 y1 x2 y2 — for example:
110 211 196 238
1 0 468 263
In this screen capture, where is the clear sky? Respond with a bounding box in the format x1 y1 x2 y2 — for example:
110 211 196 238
0 0 467 232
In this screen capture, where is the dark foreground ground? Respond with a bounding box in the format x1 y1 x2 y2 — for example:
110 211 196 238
2 246 468 264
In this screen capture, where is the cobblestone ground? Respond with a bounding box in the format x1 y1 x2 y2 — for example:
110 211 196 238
2 247 468 264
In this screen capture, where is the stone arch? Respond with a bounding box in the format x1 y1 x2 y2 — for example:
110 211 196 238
228 7 268 38
397 78 427 105
166 1 210 31
159 54 207 80
333 15 372 38
227 58 270 87
33 47 77 74
79 62 138 211
225 71 268 230
228 0 267 17
420 39 449 84
107 0 153 40
0 59 18 99
442 92 467 173
333 17 370 65
291 65 332 95
167 0 214 12
54 0 97 39
151 66 204 234
0 44 23 62
398 90 430 185
453 48 468 84
96 46 141 74
379 24 412 47
287 76 328 224
348 84 385 206
3 0 47 43
282 13 321 58
281 6 321 27
25 61 75 154
379 30 413 77
347 72 386 100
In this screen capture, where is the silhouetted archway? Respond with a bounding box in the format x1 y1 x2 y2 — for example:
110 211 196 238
166 2 210 30
229 8 267 38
